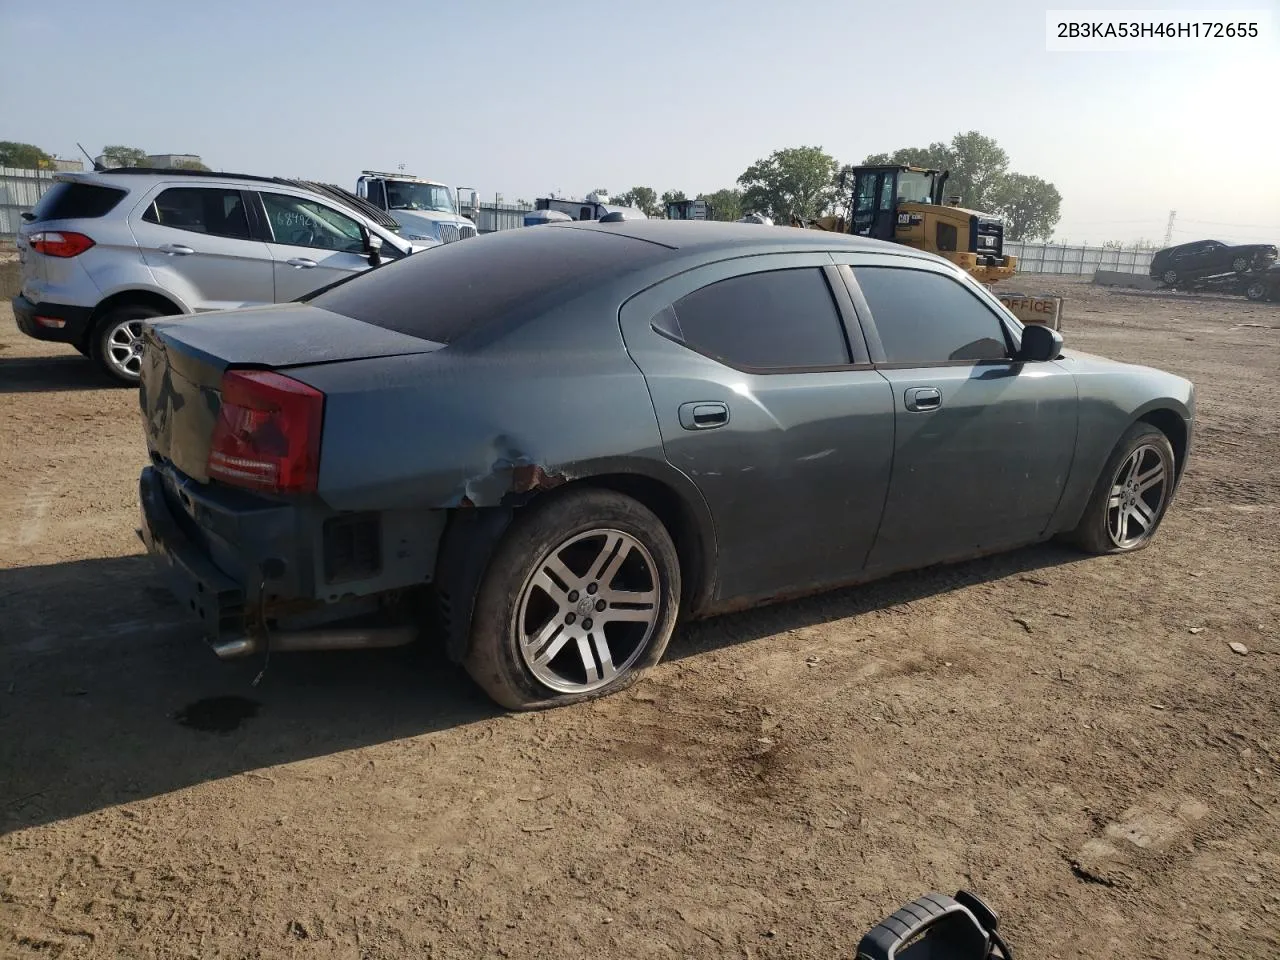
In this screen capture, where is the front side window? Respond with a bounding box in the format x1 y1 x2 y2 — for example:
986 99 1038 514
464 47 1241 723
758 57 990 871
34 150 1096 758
261 193 364 253
853 266 1010 364
142 187 251 239
666 268 851 370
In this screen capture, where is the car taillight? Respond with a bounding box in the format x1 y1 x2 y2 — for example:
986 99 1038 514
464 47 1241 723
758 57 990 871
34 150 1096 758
208 370 324 494
29 231 95 258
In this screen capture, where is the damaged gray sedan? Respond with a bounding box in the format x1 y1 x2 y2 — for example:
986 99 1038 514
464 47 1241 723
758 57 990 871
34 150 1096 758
137 220 1195 709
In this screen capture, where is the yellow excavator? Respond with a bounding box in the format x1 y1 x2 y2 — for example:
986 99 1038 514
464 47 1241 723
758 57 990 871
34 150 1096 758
792 165 1017 285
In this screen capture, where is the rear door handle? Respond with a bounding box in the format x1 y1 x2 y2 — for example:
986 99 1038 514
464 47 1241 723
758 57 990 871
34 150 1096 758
678 401 729 430
286 257 317 269
158 243 194 256
905 386 941 412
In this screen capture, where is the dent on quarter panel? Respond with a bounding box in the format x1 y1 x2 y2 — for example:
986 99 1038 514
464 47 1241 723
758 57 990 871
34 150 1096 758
288 300 676 514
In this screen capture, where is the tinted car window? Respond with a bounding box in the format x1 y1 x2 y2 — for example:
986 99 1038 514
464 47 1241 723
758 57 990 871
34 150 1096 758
307 225 670 344
853 266 1010 364
668 268 850 369
142 187 252 240
31 181 126 221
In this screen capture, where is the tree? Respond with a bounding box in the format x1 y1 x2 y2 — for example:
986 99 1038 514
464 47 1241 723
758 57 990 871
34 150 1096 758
613 186 659 216
0 141 53 169
172 158 210 171
100 145 149 168
590 187 609 198
660 189 687 208
989 173 1060 241
737 146 839 223
860 131 1060 239
697 188 743 222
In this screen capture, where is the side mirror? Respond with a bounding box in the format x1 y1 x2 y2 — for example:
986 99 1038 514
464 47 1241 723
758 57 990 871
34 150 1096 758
457 187 479 220
365 231 383 267
1017 323 1063 362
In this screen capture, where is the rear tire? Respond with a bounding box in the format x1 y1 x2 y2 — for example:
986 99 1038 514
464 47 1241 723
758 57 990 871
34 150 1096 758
1245 280 1268 302
464 488 681 710
1160 268 1178 287
1069 422 1176 555
91 304 165 386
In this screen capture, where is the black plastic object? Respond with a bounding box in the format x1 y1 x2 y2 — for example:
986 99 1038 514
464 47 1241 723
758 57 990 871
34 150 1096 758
855 890 1011 960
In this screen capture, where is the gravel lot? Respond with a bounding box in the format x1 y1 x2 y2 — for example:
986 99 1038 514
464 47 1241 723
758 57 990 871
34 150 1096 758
1 277 1278 959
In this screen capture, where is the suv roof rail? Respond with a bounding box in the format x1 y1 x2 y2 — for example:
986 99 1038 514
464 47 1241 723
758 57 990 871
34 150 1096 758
89 166 404 232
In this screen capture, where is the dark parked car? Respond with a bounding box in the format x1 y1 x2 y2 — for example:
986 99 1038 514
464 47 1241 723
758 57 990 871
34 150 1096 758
137 221 1195 710
1149 238 1277 287
1244 263 1280 302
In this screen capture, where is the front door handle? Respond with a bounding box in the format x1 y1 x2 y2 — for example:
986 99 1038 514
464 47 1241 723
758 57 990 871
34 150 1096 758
158 243 194 256
286 257 318 269
678 401 729 430
905 386 942 412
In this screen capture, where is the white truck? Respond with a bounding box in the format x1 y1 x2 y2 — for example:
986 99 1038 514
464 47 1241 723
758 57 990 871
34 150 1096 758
355 171 481 245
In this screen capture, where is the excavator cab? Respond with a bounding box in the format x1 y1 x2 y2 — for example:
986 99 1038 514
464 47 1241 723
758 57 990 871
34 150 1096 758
834 164 1016 285
847 166 946 241
665 199 713 221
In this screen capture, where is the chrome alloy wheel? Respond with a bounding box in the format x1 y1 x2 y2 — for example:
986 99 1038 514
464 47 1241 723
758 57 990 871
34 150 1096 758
105 319 147 379
1107 444 1169 548
516 529 660 694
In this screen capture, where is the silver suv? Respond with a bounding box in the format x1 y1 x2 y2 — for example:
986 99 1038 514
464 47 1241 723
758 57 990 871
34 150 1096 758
12 169 421 384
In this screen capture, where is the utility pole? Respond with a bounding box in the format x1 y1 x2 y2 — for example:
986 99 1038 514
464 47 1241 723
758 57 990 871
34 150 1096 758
1164 210 1176 245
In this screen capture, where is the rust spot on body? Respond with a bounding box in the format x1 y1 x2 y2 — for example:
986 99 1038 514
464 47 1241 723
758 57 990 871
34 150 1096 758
510 464 566 494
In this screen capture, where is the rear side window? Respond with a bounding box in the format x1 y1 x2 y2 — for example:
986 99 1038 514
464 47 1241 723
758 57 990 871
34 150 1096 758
306 225 670 344
666 268 850 369
853 267 1010 364
30 181 126 221
142 187 252 240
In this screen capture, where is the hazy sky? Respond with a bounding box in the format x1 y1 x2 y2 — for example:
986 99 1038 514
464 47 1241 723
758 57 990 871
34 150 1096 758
3 0 1277 244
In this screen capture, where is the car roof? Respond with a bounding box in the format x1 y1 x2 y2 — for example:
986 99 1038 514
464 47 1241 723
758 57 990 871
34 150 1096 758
561 218 936 258
58 169 403 231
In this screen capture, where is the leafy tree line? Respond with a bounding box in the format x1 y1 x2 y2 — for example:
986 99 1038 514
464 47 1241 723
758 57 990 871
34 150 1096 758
602 131 1062 241
0 140 209 171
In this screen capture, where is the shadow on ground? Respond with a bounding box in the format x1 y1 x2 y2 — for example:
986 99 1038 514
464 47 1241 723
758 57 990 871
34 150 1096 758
0 543 1084 834
0 354 120 393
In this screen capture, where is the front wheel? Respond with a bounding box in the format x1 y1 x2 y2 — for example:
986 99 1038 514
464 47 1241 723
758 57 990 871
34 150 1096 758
91 305 164 385
1245 280 1268 301
1231 256 1250 273
464 488 681 710
1069 423 1177 555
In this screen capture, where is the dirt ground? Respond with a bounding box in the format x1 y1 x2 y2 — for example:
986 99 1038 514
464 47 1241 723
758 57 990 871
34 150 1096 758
1 276 1277 959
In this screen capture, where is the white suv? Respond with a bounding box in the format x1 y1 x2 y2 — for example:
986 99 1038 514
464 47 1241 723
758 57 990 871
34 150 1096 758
13 169 420 384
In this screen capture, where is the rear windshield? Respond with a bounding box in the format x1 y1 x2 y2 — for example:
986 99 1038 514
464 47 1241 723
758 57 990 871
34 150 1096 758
30 181 127 221
306 226 670 344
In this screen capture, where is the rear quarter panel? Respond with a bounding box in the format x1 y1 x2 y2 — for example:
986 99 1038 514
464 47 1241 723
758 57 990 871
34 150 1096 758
287 286 699 515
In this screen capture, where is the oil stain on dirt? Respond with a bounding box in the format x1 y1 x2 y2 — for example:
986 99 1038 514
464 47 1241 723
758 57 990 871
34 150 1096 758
174 696 261 733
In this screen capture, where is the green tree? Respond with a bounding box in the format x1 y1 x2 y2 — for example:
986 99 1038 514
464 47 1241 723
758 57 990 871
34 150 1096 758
0 141 53 169
990 173 1061 241
100 145 149 168
172 158 210 171
697 188 743 222
660 188 687 205
629 186 660 217
737 146 839 223
860 131 1060 237
862 131 1007 210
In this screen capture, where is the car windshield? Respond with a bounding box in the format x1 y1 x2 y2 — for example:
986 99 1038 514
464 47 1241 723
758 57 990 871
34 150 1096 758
897 170 937 204
384 181 456 214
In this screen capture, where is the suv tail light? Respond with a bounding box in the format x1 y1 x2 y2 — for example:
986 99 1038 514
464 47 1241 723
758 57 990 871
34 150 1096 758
208 370 324 494
29 231 96 258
